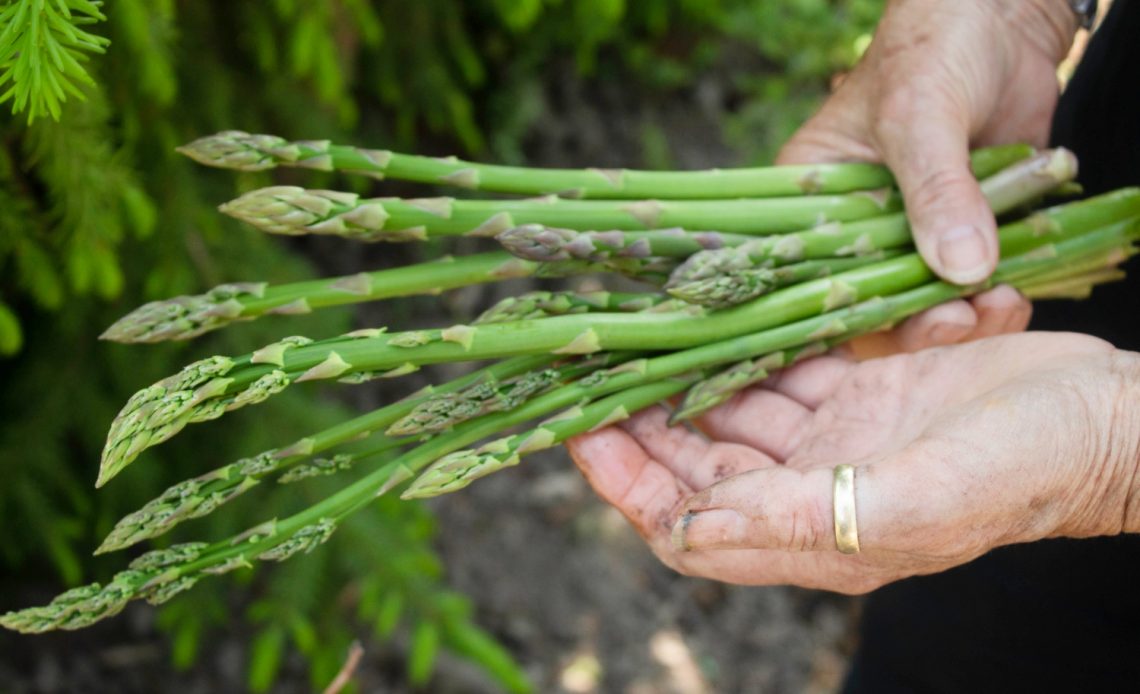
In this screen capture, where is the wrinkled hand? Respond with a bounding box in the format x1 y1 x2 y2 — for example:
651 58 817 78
567 333 1140 593
780 0 1079 352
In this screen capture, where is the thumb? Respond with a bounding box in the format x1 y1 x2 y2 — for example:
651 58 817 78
874 94 998 285
672 466 839 552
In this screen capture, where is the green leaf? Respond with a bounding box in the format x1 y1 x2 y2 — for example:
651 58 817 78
408 621 439 686
373 591 404 639
15 239 64 309
89 244 124 299
289 615 319 656
120 184 158 238
0 301 24 356
492 0 543 31
171 616 203 670
247 626 286 693
444 620 533 694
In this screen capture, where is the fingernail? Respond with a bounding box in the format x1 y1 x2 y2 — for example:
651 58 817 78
671 509 746 552
936 225 991 284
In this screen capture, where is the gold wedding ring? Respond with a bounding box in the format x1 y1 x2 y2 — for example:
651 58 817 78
833 464 861 554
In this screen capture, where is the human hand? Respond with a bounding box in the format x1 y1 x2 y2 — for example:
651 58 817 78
782 0 1078 283
778 0 1079 353
566 332 1140 593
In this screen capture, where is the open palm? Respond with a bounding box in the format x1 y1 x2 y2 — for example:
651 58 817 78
567 332 1138 593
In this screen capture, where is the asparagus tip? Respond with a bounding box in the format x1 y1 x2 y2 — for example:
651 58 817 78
177 131 290 171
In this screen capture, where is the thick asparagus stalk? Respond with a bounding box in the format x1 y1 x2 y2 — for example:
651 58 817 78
218 186 903 241
666 149 1080 302
178 131 1035 199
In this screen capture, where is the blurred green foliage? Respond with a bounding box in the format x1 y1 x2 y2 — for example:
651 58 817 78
0 0 881 690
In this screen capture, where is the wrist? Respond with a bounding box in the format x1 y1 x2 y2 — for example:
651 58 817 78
1113 351 1140 533
1052 349 1140 539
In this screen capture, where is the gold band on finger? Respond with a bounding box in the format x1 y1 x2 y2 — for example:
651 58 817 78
833 464 861 554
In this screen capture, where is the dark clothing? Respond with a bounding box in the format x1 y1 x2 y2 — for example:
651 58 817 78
844 2 1140 692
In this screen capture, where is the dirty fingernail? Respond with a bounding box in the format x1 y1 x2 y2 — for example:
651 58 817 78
671 509 747 551
936 225 991 284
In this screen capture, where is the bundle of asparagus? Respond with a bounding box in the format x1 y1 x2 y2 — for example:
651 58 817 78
4 131 1138 634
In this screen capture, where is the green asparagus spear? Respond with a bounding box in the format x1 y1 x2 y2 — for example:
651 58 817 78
100 250 685 344
496 226 754 261
178 130 1035 199
218 185 902 241
474 290 680 324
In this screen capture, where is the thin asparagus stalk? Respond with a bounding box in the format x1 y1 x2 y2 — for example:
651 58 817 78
667 149 1080 298
385 353 637 437
1019 270 1127 300
94 193 1140 488
668 341 834 423
177 130 1035 199
101 253 532 343
474 290 680 324
218 186 903 241
1021 252 1137 288
401 378 698 498
496 226 756 261
665 252 903 308
9 219 1137 634
100 252 675 344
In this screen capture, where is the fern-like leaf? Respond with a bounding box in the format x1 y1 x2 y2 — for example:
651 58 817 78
0 0 110 122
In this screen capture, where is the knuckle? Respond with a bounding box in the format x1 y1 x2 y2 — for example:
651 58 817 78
874 86 922 132
781 489 833 552
903 167 975 219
